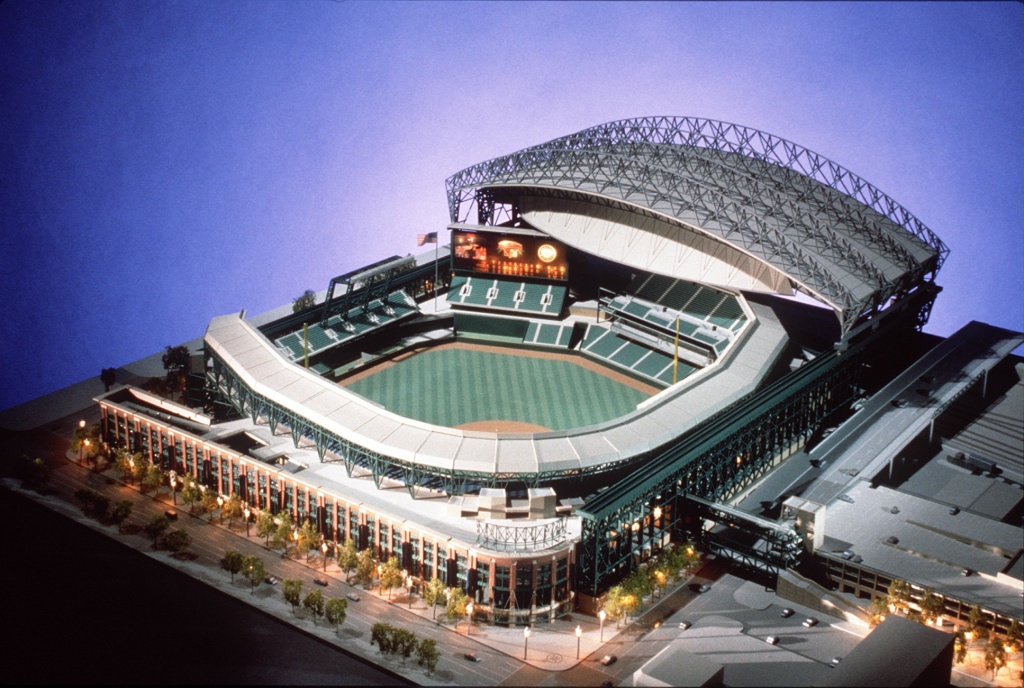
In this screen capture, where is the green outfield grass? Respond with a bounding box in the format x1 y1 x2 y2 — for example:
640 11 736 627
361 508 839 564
346 347 649 431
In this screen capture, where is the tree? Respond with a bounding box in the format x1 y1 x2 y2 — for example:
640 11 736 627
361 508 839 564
100 367 117 392
20 456 51 491
623 568 654 613
257 510 277 546
423 577 447 620
393 628 417 665
297 520 319 561
954 631 969 665
142 464 164 493
162 345 191 393
1007 618 1023 652
338 538 359 582
969 604 989 641
380 556 403 599
90 493 110 520
130 454 148 484
145 514 171 541
919 590 944 625
242 556 265 594
114 448 134 483
303 589 325 625
325 597 348 635
163 529 192 554
222 495 243 529
445 587 469 626
868 595 890 628
416 637 440 675
181 475 202 514
603 585 626 627
201 491 220 521
984 638 1007 679
274 512 295 550
371 622 395 655
887 579 913 615
292 289 317 313
282 579 304 615
220 550 244 582
355 548 377 589
110 500 133 530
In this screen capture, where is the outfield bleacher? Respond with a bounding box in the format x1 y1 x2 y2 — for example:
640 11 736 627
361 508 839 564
447 274 566 316
523 321 573 348
580 325 698 387
273 290 419 362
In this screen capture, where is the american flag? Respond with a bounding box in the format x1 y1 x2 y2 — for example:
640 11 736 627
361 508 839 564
417 232 438 246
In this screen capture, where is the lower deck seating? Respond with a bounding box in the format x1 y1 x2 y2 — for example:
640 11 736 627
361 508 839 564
448 275 566 316
523 321 573 348
580 325 697 387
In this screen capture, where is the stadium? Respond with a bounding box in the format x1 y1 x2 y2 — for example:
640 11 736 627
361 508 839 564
96 117 1022 638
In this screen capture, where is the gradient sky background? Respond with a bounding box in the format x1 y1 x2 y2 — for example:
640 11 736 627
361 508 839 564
2 1 1022 412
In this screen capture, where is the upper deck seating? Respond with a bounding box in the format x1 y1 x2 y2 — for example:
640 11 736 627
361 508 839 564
623 271 750 341
274 290 418 361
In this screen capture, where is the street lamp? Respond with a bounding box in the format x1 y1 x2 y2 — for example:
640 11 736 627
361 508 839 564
217 495 224 524
599 609 606 642
244 507 251 537
170 475 177 505
78 420 86 462
321 541 328 571
523 626 530 660
401 570 412 609
575 624 582 660
466 601 474 635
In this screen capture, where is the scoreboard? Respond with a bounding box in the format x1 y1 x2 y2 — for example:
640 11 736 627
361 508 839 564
451 229 568 281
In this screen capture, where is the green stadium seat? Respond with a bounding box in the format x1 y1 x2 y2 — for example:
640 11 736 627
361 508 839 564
610 341 647 367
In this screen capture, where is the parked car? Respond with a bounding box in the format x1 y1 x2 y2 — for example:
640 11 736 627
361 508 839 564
164 509 178 520
831 657 842 666
891 398 908 408
780 608 794 618
802 617 819 628
346 592 361 602
600 654 618 666
765 635 780 645
697 583 712 593
463 652 481 663
314 576 328 587
678 621 692 630
264 575 280 586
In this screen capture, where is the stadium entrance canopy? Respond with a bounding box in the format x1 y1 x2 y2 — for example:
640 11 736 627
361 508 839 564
446 117 947 340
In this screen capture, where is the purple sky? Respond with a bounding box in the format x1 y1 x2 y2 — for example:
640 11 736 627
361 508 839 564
2 1 1022 412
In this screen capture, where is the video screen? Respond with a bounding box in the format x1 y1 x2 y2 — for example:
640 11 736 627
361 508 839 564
451 230 568 281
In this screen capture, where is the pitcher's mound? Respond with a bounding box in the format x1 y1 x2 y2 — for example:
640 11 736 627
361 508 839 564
456 420 551 433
